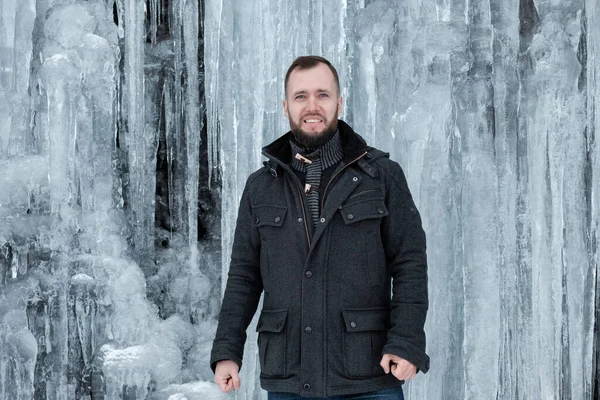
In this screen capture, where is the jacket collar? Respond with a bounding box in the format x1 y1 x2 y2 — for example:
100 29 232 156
262 120 372 168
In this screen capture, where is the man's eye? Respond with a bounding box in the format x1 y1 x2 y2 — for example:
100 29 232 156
319 93 329 97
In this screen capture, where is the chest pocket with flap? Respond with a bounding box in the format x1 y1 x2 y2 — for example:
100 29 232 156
340 199 389 224
252 205 287 291
338 192 389 287
252 204 287 227
339 184 388 224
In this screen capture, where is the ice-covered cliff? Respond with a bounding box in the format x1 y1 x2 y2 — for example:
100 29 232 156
0 0 598 399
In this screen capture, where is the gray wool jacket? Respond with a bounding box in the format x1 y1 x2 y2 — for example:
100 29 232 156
210 120 429 397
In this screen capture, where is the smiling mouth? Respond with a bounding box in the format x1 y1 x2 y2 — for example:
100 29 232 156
303 118 323 123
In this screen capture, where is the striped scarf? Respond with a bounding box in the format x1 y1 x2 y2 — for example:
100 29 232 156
289 131 344 228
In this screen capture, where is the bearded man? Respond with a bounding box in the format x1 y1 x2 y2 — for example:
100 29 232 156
210 56 429 399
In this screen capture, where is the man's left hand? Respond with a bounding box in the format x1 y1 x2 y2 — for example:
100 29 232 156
380 354 417 381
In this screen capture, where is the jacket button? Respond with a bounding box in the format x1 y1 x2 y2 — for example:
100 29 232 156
320 217 325 223
303 383 311 391
305 271 312 278
352 177 358 182
377 208 384 214
255 218 259 224
347 214 354 220
275 216 281 223
298 217 303 223
276 321 282 329
305 326 312 334
350 321 357 328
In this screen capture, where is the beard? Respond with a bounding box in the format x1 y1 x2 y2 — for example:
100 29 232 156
289 110 339 149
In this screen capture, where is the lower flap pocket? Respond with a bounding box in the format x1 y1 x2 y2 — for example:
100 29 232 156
256 308 288 333
341 307 390 378
256 308 288 378
341 308 390 332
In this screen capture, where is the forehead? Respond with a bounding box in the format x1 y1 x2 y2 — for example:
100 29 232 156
287 63 337 93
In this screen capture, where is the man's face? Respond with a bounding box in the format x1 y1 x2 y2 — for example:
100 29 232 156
283 63 343 148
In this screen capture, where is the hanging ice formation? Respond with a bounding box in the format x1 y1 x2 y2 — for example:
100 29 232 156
0 0 599 399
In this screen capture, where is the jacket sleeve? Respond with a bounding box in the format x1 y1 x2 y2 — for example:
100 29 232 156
210 177 263 373
380 162 430 373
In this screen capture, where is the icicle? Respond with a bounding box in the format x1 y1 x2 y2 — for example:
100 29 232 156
183 0 201 256
0 0 36 157
205 0 223 192
114 0 125 38
527 3 588 399
39 53 80 228
123 0 154 252
146 0 161 44
163 79 176 241
204 0 227 294
10 244 17 280
44 302 51 354
165 0 186 236
586 2 600 396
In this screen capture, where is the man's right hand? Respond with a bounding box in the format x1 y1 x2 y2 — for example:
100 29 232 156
214 360 241 393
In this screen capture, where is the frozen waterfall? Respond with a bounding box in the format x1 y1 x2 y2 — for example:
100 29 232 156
0 0 598 399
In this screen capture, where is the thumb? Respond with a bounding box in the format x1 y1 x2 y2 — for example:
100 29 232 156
232 369 241 390
380 354 391 374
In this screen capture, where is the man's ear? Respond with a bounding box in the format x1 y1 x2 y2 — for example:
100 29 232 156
337 96 343 118
283 98 289 118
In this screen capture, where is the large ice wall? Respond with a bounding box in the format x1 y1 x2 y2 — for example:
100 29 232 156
0 0 598 399
206 0 598 399
1 0 220 399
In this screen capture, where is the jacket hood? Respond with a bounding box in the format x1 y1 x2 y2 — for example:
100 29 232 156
261 120 373 167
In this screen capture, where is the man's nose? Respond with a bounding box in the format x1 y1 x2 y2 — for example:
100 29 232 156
306 95 318 110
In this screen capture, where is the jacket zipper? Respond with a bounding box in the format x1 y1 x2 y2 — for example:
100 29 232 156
296 185 311 248
320 151 368 210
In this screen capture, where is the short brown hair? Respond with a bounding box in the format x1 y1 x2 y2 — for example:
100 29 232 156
284 56 340 96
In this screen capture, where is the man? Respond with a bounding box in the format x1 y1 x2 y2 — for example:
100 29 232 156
211 56 429 399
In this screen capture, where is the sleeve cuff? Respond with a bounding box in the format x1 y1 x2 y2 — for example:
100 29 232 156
210 348 243 373
382 341 430 373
